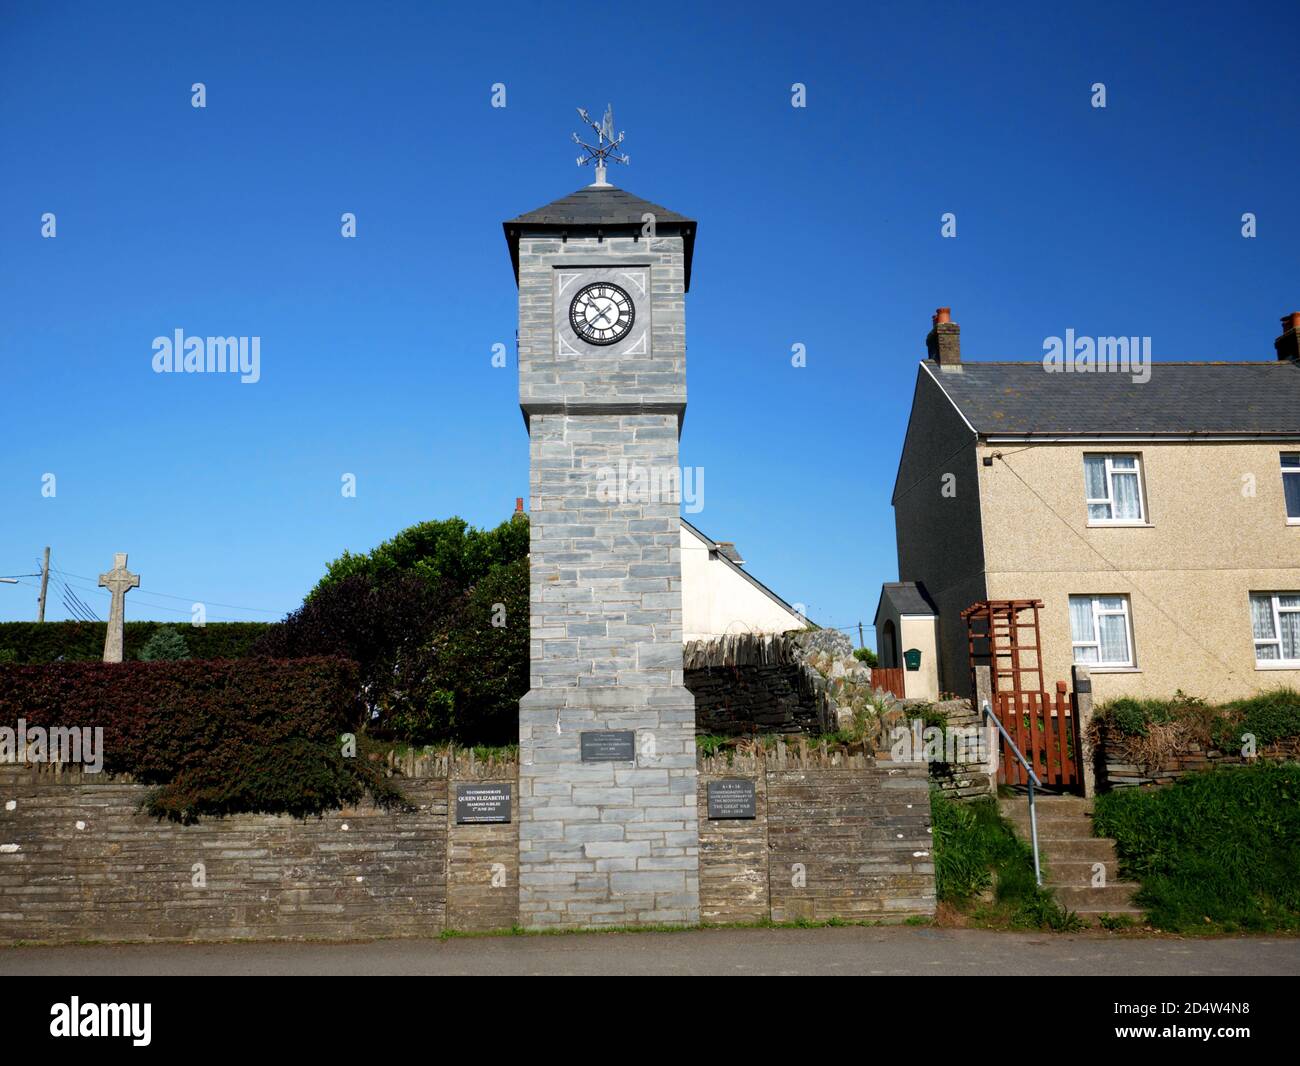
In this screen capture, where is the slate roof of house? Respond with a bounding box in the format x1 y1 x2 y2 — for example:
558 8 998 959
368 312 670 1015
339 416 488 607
873 582 938 628
503 183 698 290
925 360 1300 437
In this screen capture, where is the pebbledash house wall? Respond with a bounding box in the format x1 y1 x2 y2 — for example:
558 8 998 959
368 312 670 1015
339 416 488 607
895 365 1300 702
978 440 1300 703
0 755 933 943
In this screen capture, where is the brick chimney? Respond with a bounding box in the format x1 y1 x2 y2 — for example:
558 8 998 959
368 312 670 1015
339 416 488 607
926 307 961 365
1275 311 1300 362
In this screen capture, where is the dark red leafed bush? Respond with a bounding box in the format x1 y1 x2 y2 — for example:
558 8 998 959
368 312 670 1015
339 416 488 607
0 657 404 822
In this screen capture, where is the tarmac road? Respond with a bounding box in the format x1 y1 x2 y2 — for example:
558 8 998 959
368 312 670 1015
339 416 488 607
2 926 1297 976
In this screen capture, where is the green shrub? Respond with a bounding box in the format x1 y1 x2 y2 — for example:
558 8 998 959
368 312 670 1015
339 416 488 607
1100 691 1206 737
260 515 530 747
695 734 728 757
137 626 191 661
425 557 528 746
1093 762 1300 932
312 515 528 601
385 689 455 746
1098 688 1300 747
853 647 878 667
0 621 268 664
1213 688 1300 749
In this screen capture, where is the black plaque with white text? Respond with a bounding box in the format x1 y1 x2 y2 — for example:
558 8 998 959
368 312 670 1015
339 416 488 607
579 730 636 762
707 778 757 819
455 783 512 824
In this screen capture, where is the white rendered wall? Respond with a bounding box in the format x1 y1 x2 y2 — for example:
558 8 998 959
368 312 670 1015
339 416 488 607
680 524 805 641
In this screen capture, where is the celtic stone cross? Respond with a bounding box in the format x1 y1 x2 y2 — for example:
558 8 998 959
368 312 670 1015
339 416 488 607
98 552 139 663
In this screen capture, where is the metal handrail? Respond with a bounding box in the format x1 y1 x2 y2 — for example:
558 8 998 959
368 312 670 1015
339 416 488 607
981 698 1043 886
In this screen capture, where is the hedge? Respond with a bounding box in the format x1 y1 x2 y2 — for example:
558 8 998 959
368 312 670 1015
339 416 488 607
0 621 270 664
0 657 403 822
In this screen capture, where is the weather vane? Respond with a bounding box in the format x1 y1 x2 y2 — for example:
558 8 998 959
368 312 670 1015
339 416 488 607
572 104 628 187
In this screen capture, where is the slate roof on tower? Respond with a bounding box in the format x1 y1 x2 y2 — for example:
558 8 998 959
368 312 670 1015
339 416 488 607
503 184 698 290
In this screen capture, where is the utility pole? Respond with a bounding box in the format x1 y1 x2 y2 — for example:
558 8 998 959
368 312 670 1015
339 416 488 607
858 621 865 650
37 546 50 622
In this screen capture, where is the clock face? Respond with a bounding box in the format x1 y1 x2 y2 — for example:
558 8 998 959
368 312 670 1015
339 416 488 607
569 282 635 346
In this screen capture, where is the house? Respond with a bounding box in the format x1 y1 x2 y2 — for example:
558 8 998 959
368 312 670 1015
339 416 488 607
679 519 807 640
886 309 1300 702
872 582 940 700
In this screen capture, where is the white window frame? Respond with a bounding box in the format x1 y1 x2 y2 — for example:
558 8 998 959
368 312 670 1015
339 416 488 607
1282 453 1300 525
1070 594 1136 668
1251 591 1300 667
1083 453 1147 526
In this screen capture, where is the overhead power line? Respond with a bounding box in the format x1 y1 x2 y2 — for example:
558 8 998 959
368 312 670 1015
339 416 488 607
52 568 284 616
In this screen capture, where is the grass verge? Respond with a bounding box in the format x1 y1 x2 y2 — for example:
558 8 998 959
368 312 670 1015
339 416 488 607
1092 761 1300 933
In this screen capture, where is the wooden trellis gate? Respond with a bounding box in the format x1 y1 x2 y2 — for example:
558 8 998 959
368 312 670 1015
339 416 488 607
961 599 1082 790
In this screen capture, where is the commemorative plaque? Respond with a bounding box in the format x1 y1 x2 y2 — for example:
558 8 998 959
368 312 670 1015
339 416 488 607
707 778 757 820
455 783 512 824
579 730 636 762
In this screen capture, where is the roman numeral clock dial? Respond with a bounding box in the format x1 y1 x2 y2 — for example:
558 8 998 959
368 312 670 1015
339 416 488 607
569 282 635 346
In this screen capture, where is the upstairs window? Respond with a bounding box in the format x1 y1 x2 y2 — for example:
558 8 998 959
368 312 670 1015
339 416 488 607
1283 453 1300 522
1251 592 1300 665
1070 594 1135 667
1084 454 1145 523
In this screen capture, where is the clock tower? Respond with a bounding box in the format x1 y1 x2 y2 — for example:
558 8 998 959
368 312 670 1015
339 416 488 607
502 112 700 928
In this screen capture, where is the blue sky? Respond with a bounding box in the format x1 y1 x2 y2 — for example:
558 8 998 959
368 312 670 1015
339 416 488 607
2 0 1297 636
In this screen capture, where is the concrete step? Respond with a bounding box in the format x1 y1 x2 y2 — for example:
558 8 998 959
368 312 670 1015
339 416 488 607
1072 906 1146 925
1044 858 1119 885
1007 823 1111 845
998 795 1092 811
1051 883 1142 911
999 798 1094 817
1003 813 1097 833
1032 838 1121 863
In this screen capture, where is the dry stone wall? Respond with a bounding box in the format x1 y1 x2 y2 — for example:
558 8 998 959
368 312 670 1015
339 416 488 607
1093 727 1300 789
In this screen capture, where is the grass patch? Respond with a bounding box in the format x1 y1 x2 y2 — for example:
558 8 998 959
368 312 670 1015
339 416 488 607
930 791 1082 931
1093 761 1300 933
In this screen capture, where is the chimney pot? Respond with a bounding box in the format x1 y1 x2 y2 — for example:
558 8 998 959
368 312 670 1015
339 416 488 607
1275 311 1300 362
926 307 961 365
515 497 525 513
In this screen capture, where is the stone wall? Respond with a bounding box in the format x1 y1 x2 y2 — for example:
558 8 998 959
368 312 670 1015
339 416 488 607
698 747 934 925
687 662 828 735
683 632 861 737
446 764 519 933
0 764 450 943
923 697 997 800
1093 727 1300 789
2 747 936 942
